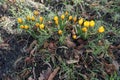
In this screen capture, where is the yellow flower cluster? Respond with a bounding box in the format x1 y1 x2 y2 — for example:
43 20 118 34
17 10 105 42
78 19 95 28
18 15 44 30
35 23 45 29
78 18 96 33
20 25 29 29
35 22 45 29
26 15 36 21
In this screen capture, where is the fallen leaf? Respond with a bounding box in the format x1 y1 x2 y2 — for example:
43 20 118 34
20 69 31 79
48 67 60 80
104 63 116 75
65 35 76 48
43 41 49 48
8 0 16 3
26 40 37 52
112 60 120 71
0 43 9 48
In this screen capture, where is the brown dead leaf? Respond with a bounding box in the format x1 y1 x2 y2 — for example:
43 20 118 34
65 35 76 48
43 41 49 48
0 43 9 48
104 63 116 75
112 60 120 71
48 42 56 49
8 0 16 3
48 67 60 80
39 67 52 80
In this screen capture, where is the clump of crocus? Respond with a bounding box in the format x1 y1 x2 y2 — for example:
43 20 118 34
39 24 45 29
20 25 29 29
98 26 105 33
20 25 24 29
69 16 73 21
58 30 62 35
17 18 23 23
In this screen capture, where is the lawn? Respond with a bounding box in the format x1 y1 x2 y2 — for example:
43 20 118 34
0 0 120 80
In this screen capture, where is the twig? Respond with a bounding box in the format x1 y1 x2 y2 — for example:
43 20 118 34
33 67 36 80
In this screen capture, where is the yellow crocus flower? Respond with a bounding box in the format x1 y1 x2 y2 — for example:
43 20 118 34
54 16 58 21
69 16 73 21
39 24 45 29
72 34 77 39
84 21 90 27
24 25 29 29
39 17 43 22
89 20 95 27
17 18 23 23
78 18 84 25
58 30 62 35
98 26 105 33
82 27 87 32
61 14 65 20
